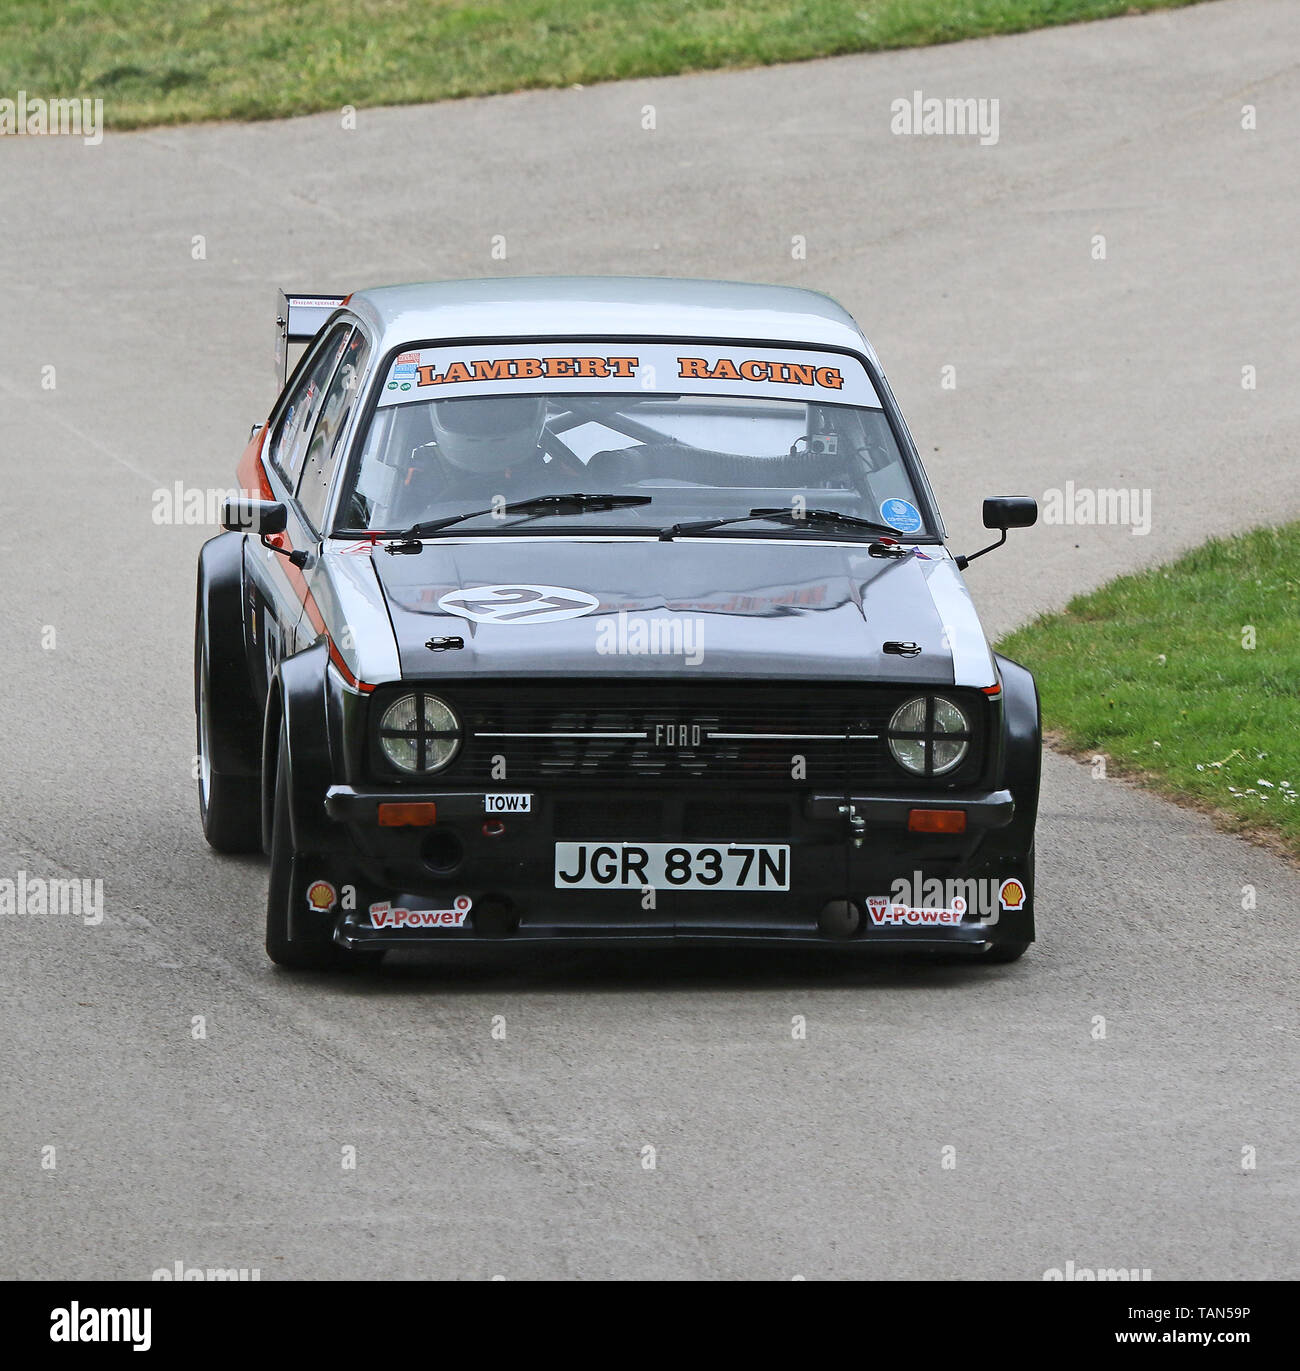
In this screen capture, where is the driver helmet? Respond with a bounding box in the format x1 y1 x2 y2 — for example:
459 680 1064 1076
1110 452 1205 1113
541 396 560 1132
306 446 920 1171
429 396 546 474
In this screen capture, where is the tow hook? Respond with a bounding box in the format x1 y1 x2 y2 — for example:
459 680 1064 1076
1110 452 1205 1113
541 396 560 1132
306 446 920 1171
838 802 866 849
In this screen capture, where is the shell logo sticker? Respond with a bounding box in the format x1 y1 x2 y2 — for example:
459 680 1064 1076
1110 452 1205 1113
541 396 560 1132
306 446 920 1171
437 584 600 625
306 880 337 913
998 878 1026 911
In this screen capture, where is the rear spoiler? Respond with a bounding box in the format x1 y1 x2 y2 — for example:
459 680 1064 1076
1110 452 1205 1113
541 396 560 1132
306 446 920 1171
275 291 348 387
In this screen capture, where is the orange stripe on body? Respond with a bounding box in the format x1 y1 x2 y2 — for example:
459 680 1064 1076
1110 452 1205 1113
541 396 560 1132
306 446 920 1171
236 425 375 693
235 424 274 499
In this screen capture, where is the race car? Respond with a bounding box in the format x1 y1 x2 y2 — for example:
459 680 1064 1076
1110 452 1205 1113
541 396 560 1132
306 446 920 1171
195 277 1040 969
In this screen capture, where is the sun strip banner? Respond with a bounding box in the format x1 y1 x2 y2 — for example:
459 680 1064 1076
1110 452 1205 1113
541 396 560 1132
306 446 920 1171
377 341 881 408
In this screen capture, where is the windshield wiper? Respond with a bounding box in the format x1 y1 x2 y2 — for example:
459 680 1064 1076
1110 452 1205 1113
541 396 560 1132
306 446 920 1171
383 493 653 550
659 506 904 542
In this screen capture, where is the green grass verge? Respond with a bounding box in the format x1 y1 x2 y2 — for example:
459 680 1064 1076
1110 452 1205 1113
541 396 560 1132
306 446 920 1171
0 0 1213 130
998 524 1300 858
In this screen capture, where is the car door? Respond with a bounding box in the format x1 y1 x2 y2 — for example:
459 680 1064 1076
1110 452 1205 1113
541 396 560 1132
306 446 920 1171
248 321 353 692
291 326 372 654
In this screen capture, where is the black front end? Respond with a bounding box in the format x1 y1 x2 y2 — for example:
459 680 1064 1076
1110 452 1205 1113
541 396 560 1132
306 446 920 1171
306 676 1037 954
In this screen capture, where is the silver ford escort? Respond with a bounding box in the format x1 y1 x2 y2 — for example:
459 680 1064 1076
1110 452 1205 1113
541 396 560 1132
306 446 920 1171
196 276 1040 969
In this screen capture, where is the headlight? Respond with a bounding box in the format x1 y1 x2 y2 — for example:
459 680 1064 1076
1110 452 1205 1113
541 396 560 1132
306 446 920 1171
887 695 971 776
378 693 461 774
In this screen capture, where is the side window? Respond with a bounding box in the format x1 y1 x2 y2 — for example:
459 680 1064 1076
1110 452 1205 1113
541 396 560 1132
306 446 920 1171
297 329 371 532
267 324 351 489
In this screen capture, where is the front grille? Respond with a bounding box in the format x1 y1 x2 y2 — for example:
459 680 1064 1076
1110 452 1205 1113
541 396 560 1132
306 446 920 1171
554 799 662 838
682 801 791 839
552 800 793 839
372 682 987 790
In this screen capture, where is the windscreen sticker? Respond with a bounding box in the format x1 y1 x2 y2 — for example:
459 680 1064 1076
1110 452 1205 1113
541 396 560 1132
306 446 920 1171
389 350 420 393
378 342 881 408
880 498 923 533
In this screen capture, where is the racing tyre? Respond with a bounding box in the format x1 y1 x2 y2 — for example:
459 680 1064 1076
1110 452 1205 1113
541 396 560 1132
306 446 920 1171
981 938 1029 963
196 632 262 853
265 731 381 971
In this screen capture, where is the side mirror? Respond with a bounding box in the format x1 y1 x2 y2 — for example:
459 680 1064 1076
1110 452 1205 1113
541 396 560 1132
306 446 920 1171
223 498 287 535
222 498 306 566
956 495 1037 570
983 496 1037 530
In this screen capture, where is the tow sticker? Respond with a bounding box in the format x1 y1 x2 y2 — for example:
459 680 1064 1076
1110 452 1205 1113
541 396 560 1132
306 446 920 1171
437 584 600 624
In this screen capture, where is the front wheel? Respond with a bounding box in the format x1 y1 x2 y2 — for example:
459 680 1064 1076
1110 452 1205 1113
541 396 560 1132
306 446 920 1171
981 938 1029 963
196 632 262 853
265 730 380 971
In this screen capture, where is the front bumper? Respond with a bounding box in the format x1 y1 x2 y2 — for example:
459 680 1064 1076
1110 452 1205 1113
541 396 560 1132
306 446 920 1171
326 787 1015 829
332 917 1005 954
315 783 1032 952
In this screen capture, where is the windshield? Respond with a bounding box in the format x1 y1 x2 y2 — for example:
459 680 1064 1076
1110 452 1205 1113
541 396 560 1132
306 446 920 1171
338 342 932 539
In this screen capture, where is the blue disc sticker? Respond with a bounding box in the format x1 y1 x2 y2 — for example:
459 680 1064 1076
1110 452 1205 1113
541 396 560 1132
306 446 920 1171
880 498 923 534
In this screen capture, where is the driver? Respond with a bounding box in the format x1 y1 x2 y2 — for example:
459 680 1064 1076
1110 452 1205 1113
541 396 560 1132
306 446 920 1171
427 395 552 496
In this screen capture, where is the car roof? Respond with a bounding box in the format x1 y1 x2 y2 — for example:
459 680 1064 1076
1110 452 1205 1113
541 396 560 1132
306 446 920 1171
346 276 880 365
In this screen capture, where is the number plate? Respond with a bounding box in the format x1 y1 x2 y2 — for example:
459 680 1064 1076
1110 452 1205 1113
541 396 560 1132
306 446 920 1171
554 842 790 891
